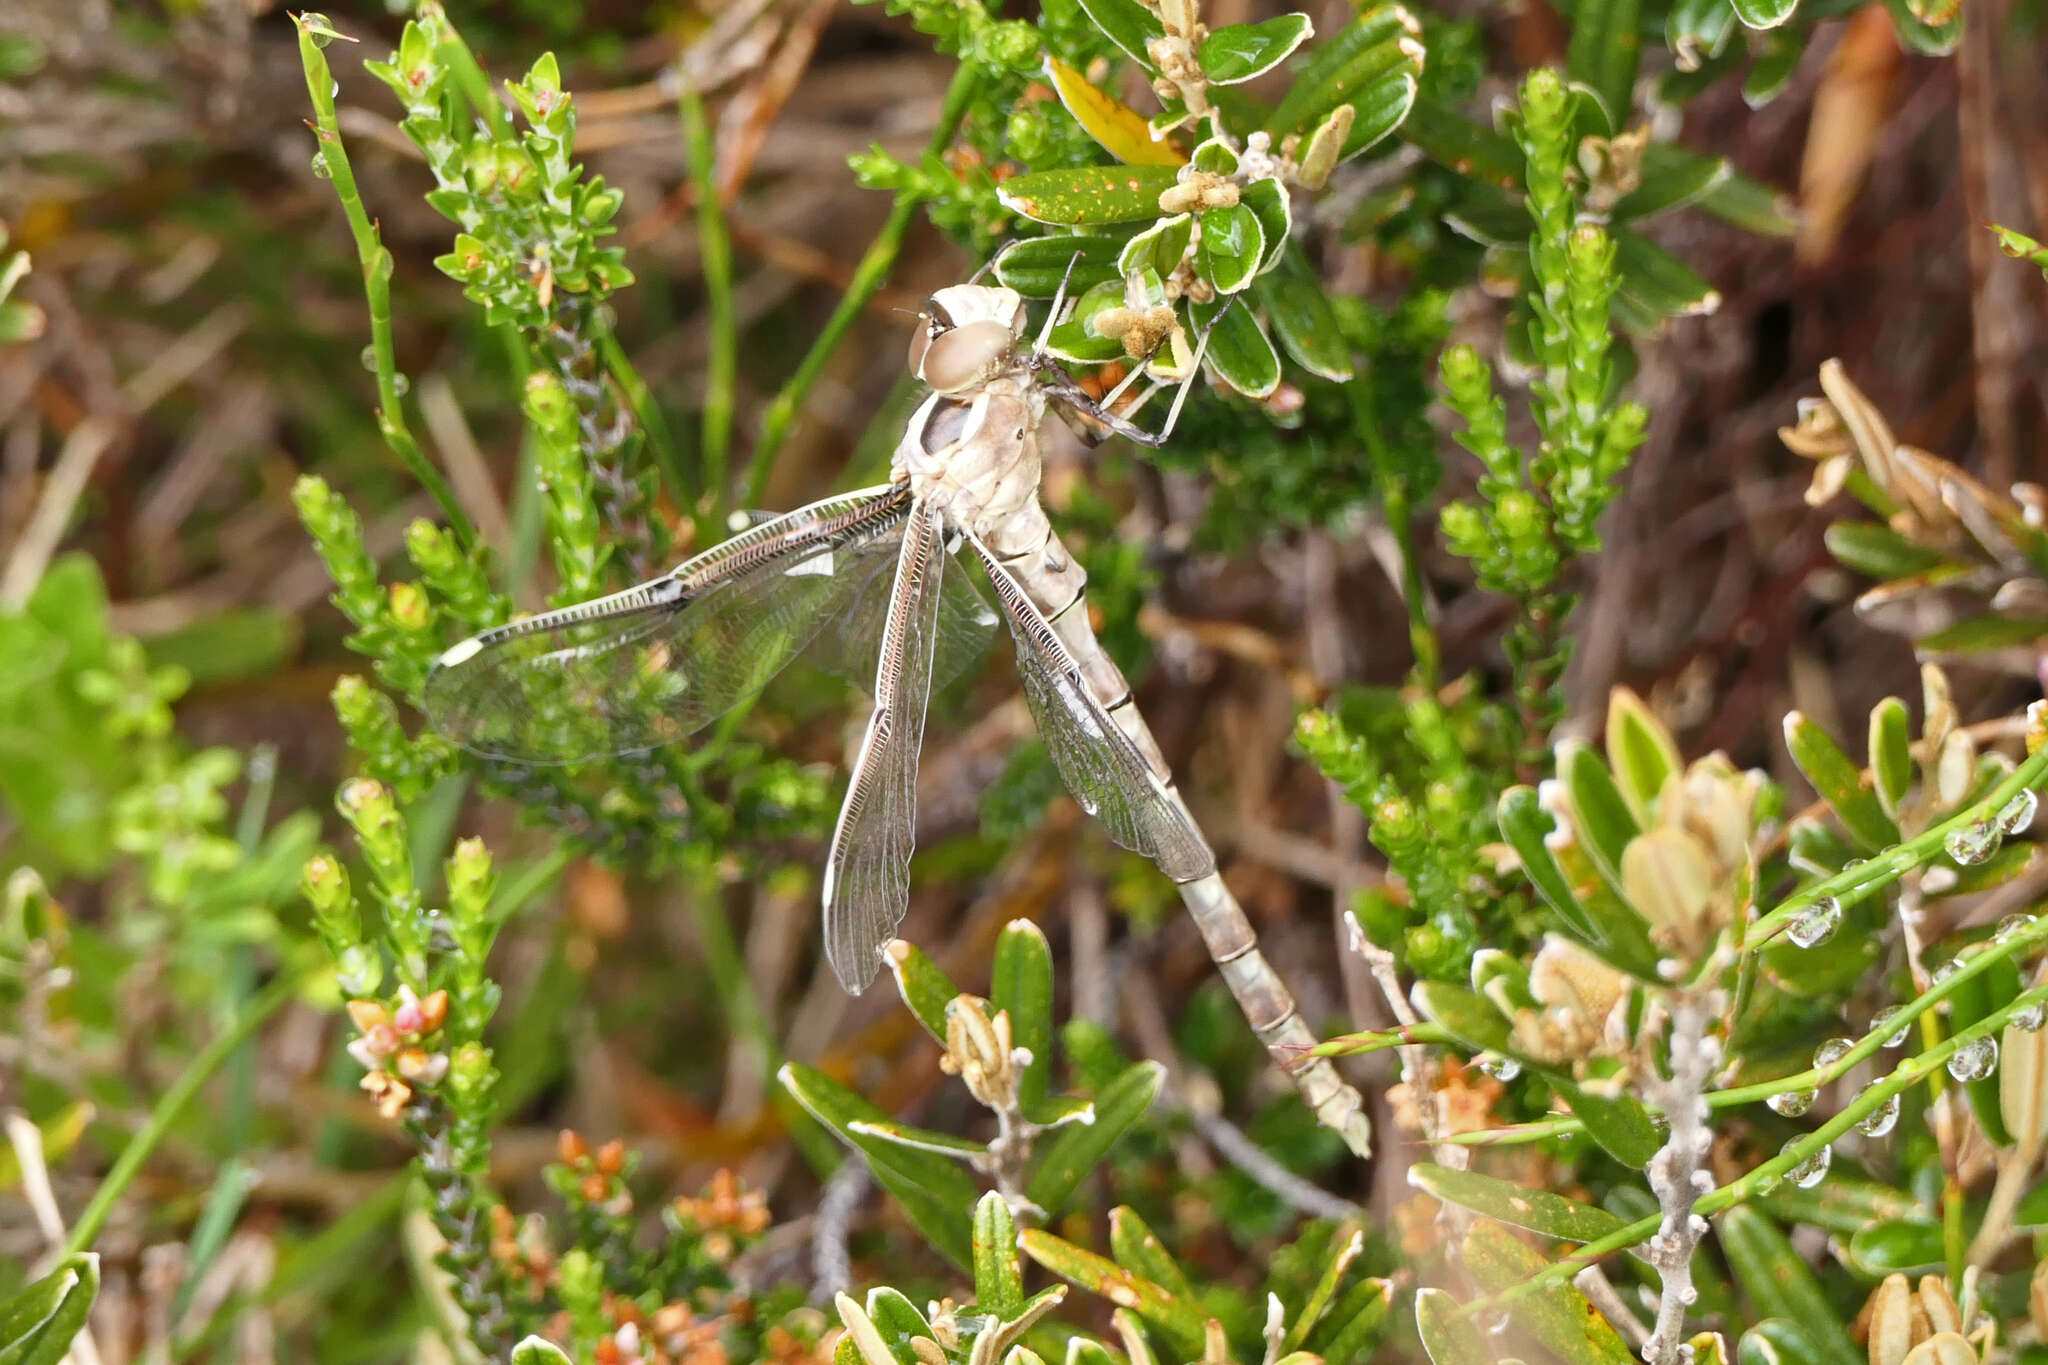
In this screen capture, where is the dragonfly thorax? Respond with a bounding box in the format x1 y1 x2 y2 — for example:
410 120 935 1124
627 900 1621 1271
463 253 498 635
894 379 1048 542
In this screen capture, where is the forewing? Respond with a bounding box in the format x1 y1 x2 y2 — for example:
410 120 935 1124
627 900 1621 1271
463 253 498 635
966 534 1213 881
822 499 947 991
423 485 910 763
813 541 997 698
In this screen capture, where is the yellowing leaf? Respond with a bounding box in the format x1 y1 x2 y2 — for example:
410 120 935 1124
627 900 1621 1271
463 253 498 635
1044 57 1187 167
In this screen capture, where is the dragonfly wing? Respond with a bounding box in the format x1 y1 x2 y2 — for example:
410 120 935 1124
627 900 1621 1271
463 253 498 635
965 532 1213 881
812 542 998 698
822 498 948 992
423 484 912 763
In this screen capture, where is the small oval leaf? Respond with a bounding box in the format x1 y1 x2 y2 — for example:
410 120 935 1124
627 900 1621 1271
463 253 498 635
1190 296 1281 397
998 166 1182 226
993 235 1125 299
1200 14 1314 85
1044 56 1188 167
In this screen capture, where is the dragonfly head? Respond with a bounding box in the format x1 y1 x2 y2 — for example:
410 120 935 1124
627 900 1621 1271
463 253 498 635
909 284 1027 395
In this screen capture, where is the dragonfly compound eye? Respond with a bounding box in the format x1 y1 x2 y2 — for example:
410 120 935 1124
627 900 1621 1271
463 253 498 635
919 319 1016 394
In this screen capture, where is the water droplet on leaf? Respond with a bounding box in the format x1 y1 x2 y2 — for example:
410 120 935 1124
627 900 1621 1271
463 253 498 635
310 151 333 180
1476 1052 1521 1082
1870 1006 1911 1048
2015 1002 2047 1032
1788 896 1841 948
1948 1036 1999 1083
1997 912 2035 942
302 13 336 45
1813 1037 1852 1069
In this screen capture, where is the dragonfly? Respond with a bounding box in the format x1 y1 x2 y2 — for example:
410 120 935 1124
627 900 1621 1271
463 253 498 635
423 277 1372 1156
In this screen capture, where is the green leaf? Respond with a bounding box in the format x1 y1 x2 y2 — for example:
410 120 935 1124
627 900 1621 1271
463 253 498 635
779 1063 977 1267
511 1337 574 1365
1200 14 1313 85
1883 0 1962 54
1189 296 1281 398
1286 1225 1365 1350
1263 6 1422 148
972 1192 1024 1317
1239 178 1291 274
1613 144 1731 222
1027 1060 1164 1213
1738 1319 1827 1365
1553 1079 1663 1168
1558 741 1641 889
884 939 961 1042
993 235 1125 298
1308 1275 1393 1361
1565 0 1641 135
1782 711 1900 852
0 1253 98 1365
1695 170 1800 236
1756 1176 1930 1236
864 1288 937 1362
1119 215 1195 280
1823 521 1952 579
1728 0 1798 29
1841 1220 1944 1277
1410 982 1517 1055
1743 28 1804 107
1191 136 1240 175
1497 786 1599 942
1605 687 1682 824
1109 1207 1197 1300
1020 1230 1204 1357
1073 0 1165 68
1918 614 2048 653
1256 264 1353 381
847 1119 990 1158
1415 1288 1493 1365
998 166 1181 226
992 918 1055 1117
1948 954 2022 1147
1717 1206 1863 1365
1412 1164 1631 1242
1613 227 1721 327
1197 203 1265 295
1867 697 1913 818
1665 0 1737 68
1462 1222 1637 1365
1403 97 1522 187
1045 281 1132 365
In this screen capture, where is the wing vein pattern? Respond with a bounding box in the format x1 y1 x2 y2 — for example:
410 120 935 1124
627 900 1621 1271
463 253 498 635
963 531 1212 881
423 485 914 763
822 497 948 991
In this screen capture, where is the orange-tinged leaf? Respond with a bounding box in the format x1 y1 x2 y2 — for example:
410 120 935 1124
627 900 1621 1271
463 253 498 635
1044 56 1188 167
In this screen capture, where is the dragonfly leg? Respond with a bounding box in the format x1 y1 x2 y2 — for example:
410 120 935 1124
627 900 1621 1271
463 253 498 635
1041 306 1222 448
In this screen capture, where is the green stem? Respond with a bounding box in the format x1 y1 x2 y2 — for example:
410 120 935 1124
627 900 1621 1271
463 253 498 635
1753 747 2048 943
295 19 475 549
746 64 981 506
680 88 737 535
65 966 316 1256
1476 974 2048 1310
1347 376 1437 688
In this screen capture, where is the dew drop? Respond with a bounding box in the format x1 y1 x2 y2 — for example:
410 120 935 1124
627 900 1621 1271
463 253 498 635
1948 1035 1999 1083
1870 1006 1911 1048
1813 1037 1853 1069
1855 1092 1901 1137
310 151 333 180
1945 819 2002 866
1997 912 2036 942
1787 896 1842 948
1766 1089 1815 1117
1476 1052 1522 1082
1933 957 1963 985
1783 1139 1832 1188
392 372 411 397
301 13 336 45
1998 788 2039 836
360 345 378 371
2014 1002 2047 1032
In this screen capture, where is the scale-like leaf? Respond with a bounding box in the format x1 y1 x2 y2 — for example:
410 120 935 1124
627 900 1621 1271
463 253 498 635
1200 14 1313 85
1045 56 1187 166
1412 1164 1631 1242
1027 1060 1164 1213
998 166 1181 226
1463 1222 1637 1365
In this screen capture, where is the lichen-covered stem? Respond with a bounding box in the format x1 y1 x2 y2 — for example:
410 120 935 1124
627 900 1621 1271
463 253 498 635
1641 988 1721 1363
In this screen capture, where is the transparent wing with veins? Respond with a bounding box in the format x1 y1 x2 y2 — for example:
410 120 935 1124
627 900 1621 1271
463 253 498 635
423 485 926 764
964 531 1213 882
822 498 949 992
